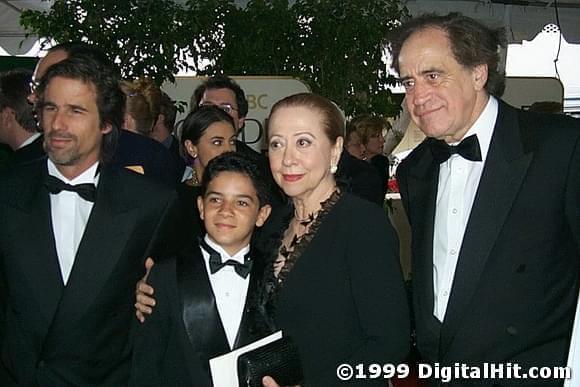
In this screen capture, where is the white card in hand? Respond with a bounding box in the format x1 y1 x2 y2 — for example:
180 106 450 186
209 330 283 387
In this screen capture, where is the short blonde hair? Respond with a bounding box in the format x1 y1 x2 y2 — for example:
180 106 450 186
349 115 390 146
121 77 162 135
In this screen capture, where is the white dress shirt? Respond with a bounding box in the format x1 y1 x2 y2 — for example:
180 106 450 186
201 234 251 349
432 96 498 321
48 160 99 285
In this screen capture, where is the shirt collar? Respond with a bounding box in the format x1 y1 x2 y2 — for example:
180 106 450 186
458 96 498 163
18 132 42 149
47 159 100 186
203 234 250 264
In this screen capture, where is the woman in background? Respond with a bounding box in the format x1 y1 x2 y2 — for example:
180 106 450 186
115 77 180 186
350 115 391 197
121 77 162 136
344 123 365 160
178 105 237 237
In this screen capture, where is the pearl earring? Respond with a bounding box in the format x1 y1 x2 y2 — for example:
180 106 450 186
330 164 338 174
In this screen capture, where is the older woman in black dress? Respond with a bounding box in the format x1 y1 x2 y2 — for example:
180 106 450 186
260 93 409 386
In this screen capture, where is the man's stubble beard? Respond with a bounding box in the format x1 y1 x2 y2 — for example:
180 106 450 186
44 133 81 166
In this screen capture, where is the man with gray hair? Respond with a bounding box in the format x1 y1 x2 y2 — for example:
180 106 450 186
392 12 579 385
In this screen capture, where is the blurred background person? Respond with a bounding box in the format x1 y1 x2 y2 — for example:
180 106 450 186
115 77 182 186
121 77 162 136
0 69 43 166
150 92 186 178
337 120 384 205
344 122 365 160
351 114 391 197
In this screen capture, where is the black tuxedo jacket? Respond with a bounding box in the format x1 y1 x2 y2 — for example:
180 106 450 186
11 135 45 166
397 101 580 377
0 158 180 386
112 129 182 187
130 241 265 386
166 134 186 181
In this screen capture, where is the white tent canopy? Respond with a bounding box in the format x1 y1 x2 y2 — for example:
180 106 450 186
403 0 580 44
3 0 580 55
0 0 52 55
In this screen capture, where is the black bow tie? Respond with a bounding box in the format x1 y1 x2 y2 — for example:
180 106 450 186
428 134 482 163
199 237 252 279
45 175 97 202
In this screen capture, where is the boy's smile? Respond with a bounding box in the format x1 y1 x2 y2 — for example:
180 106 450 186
198 171 271 256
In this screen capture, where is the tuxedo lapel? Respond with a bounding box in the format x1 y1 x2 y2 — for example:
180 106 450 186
233 250 263 349
405 142 440 329
10 160 63 331
177 243 230 361
54 166 138 324
440 102 533 354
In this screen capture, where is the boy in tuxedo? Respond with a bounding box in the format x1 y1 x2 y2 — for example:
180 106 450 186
130 151 271 386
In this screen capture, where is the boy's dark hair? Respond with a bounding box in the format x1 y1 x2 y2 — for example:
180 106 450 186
200 151 270 207
192 75 249 118
36 55 125 163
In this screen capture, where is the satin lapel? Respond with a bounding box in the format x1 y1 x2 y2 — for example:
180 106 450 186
440 102 533 354
177 243 230 361
233 250 264 349
10 160 64 330
53 167 137 324
406 143 440 329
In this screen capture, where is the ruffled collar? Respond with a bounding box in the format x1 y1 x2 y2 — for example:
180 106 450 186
263 190 342 304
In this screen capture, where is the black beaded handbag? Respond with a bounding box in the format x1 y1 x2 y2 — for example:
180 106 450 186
237 336 304 387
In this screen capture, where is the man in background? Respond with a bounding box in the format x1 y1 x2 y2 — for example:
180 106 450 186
0 69 43 165
149 91 186 179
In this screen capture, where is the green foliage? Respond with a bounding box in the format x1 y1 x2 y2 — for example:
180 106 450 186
21 0 214 83
204 0 408 116
21 0 407 116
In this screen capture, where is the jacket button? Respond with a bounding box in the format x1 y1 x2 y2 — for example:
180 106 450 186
506 326 518 335
37 360 45 368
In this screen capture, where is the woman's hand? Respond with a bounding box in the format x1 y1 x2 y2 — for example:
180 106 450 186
135 257 156 323
262 376 300 387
